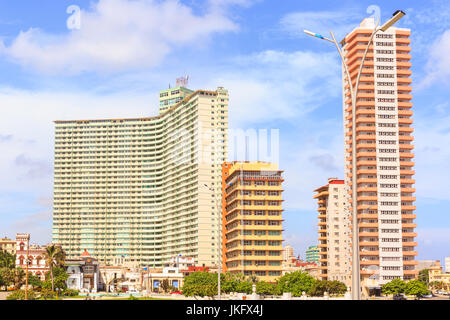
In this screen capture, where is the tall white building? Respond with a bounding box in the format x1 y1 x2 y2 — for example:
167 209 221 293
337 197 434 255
341 18 417 294
53 85 229 268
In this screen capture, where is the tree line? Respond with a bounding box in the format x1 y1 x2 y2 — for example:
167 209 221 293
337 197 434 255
181 271 348 298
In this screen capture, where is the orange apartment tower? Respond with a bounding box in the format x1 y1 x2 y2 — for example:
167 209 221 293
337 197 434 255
341 18 418 294
222 162 284 282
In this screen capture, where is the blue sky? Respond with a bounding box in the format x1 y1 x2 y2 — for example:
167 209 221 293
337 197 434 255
0 0 449 264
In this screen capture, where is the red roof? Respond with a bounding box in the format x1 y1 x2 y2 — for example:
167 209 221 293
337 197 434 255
329 180 344 184
81 249 90 257
181 266 210 272
296 262 317 267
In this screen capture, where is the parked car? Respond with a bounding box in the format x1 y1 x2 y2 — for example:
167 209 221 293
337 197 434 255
393 294 407 300
421 294 433 298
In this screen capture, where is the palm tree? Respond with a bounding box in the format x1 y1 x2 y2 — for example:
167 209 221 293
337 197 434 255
43 245 65 292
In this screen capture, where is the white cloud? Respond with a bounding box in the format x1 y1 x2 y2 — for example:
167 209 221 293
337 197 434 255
0 0 240 74
205 50 341 126
420 30 450 87
414 112 450 200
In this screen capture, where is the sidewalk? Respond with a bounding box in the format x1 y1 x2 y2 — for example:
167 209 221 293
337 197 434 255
0 292 9 300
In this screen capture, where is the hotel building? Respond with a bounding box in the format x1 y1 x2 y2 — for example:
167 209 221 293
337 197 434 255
305 245 319 264
52 84 229 268
314 178 351 286
341 18 418 292
222 162 284 282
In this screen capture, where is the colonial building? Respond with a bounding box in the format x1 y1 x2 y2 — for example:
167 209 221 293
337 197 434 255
65 249 101 292
15 233 50 280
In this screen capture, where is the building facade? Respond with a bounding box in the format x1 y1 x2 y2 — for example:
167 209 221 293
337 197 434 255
282 245 295 262
429 261 450 292
305 245 319 264
15 233 50 280
66 249 101 292
222 162 284 282
314 178 351 286
53 85 229 268
445 257 450 274
341 18 418 292
0 237 16 255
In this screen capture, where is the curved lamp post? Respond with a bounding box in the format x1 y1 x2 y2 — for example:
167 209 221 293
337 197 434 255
303 10 405 300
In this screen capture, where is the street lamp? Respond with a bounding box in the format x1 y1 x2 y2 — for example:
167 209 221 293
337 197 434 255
203 183 222 300
304 10 405 300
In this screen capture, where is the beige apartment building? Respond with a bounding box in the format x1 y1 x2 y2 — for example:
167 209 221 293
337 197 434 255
429 261 450 292
53 84 229 268
314 178 351 286
283 245 295 261
222 161 284 282
341 18 418 293
0 237 16 255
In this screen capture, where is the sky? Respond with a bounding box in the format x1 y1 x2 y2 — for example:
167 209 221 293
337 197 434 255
0 0 449 264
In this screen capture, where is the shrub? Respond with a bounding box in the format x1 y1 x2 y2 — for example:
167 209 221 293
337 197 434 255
63 289 79 297
7 289 37 300
256 282 276 295
39 288 56 300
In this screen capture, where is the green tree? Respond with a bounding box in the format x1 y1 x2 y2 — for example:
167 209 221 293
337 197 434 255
0 268 13 288
43 267 68 292
256 282 276 295
0 251 16 269
11 268 25 290
235 281 252 294
405 280 429 298
160 279 170 293
182 272 217 298
309 280 328 296
220 273 240 294
429 281 442 291
327 280 347 295
43 245 66 292
276 271 316 297
28 273 43 290
418 269 429 287
381 278 407 295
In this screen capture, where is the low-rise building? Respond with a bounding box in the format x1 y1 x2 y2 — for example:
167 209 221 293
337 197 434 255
429 261 450 291
0 237 16 255
416 260 439 272
143 267 184 293
65 250 100 292
167 256 195 269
